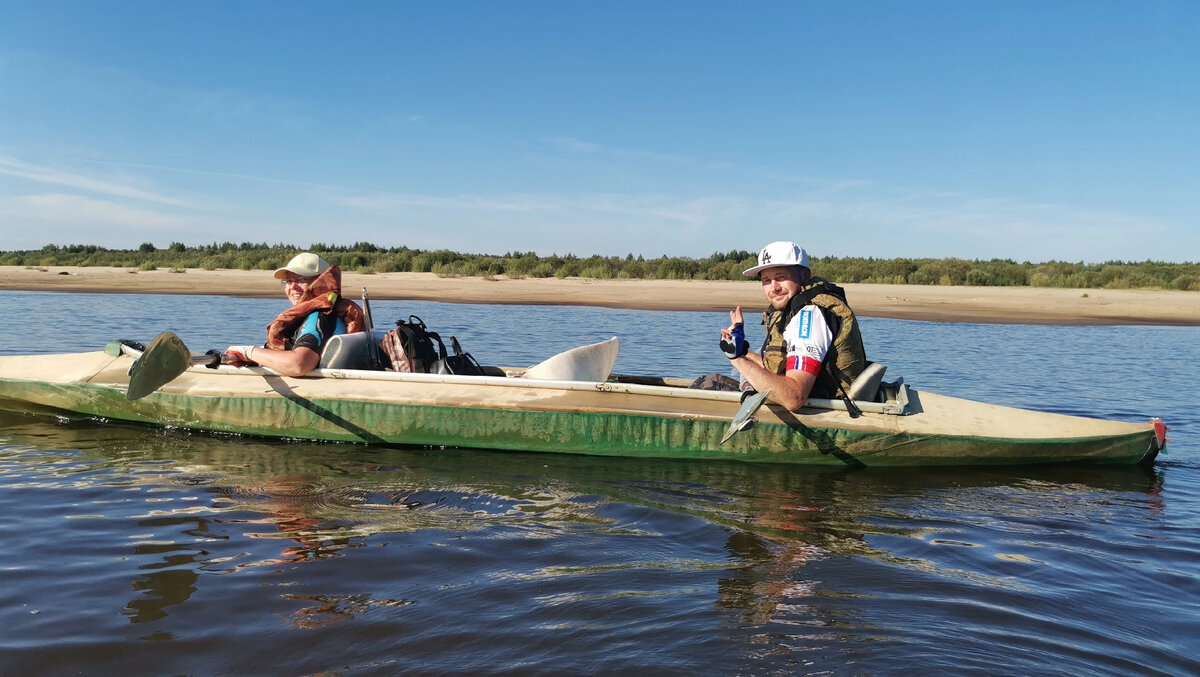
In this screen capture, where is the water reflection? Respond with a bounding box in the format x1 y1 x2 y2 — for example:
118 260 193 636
126 550 198 624
279 592 415 629
216 476 369 567
0 410 1181 672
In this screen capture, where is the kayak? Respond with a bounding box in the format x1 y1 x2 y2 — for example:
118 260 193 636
0 335 1167 467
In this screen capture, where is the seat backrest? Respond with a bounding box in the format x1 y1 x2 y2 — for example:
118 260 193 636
523 337 620 382
319 330 386 370
847 361 887 402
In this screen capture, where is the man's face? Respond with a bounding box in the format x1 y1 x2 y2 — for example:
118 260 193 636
759 266 803 310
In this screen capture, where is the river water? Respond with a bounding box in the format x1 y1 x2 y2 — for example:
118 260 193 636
0 291 1196 675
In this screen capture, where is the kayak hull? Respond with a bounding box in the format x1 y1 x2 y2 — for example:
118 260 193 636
0 349 1163 467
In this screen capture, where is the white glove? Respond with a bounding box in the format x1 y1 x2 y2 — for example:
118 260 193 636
225 345 258 363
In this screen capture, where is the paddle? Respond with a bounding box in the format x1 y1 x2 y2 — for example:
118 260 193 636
126 331 221 400
360 287 385 370
720 388 771 444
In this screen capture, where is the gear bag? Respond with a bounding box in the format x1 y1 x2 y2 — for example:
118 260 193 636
432 336 485 376
381 315 446 373
380 315 484 375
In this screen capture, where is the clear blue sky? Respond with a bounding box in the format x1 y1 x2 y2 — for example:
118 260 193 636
2 1 1196 262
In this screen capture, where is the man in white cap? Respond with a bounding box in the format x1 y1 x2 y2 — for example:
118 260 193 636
225 252 365 376
720 241 866 411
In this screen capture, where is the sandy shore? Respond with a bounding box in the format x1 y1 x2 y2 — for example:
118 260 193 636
2 265 1197 325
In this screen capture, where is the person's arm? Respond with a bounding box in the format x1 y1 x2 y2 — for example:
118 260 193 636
728 352 819 411
242 345 321 377
226 312 328 377
720 305 827 411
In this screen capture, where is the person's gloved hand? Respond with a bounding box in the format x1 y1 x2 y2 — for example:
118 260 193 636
223 345 258 366
719 323 749 360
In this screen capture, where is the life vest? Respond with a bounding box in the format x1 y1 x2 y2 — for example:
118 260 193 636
760 277 866 399
265 265 366 350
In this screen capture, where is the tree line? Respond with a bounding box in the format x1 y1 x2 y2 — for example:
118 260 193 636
3 242 1198 291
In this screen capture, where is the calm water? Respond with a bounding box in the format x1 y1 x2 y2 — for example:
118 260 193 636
0 291 1197 676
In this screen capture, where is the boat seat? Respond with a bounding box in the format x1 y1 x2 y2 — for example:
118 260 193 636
848 362 887 402
320 330 387 370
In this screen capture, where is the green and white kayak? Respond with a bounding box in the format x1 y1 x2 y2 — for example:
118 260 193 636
0 335 1166 467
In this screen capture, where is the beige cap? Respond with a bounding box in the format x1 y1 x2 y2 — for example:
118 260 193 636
742 241 809 277
273 252 331 279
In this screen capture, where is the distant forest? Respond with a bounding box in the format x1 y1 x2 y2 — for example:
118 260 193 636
3 242 1198 290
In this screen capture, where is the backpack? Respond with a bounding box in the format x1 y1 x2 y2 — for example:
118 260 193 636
381 315 446 373
379 315 485 376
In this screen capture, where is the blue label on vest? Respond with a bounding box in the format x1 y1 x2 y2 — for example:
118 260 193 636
798 309 812 339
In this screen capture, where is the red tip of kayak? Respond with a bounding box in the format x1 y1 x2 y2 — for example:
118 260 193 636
1151 418 1169 450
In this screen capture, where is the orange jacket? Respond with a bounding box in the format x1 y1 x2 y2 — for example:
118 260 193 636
265 265 366 350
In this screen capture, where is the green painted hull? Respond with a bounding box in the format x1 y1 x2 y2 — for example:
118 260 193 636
0 350 1164 467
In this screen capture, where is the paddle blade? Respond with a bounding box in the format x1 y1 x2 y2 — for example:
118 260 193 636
127 331 192 400
720 389 771 444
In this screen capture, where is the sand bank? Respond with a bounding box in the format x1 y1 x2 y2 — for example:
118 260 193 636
1 265 1197 326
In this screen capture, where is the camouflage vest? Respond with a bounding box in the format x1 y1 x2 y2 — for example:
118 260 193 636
760 277 867 399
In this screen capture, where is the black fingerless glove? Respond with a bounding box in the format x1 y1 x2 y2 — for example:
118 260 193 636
719 323 749 359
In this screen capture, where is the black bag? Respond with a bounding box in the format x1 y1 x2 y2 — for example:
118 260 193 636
380 315 446 373
433 336 485 376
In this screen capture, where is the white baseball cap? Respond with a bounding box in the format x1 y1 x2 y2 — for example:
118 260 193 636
273 252 331 280
742 241 809 277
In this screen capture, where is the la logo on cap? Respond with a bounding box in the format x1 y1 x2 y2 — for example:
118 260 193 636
742 241 809 277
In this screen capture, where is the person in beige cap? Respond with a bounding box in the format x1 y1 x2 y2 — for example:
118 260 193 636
719 241 866 411
224 252 366 376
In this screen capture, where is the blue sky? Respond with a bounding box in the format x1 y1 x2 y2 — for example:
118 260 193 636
1 1 1196 262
